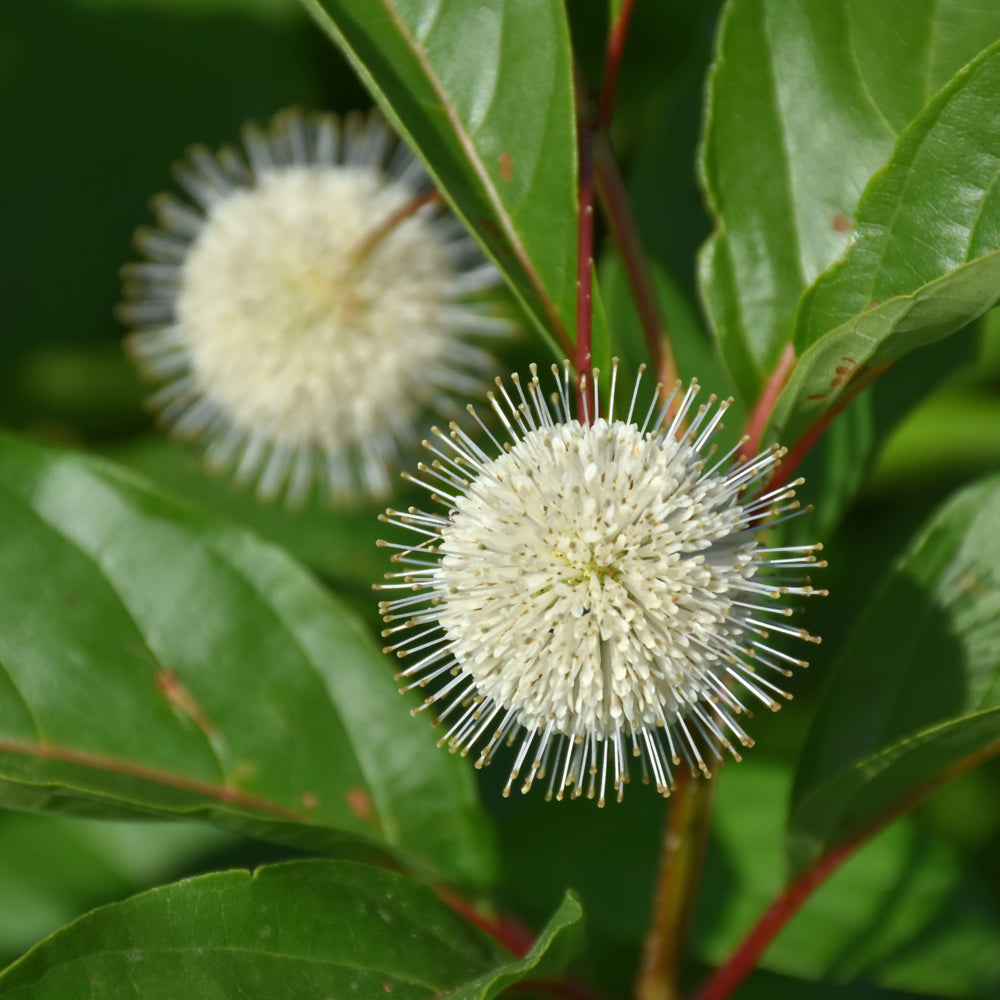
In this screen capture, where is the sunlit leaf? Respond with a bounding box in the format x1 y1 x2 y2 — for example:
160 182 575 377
699 0 1000 404
300 0 579 354
0 433 495 886
767 40 1000 447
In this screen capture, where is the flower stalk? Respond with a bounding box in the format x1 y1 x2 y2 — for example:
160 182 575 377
636 771 717 1000
599 0 636 126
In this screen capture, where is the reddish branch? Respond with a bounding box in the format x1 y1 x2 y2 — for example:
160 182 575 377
693 738 1000 1000
435 886 536 958
599 0 636 125
739 344 796 461
767 362 892 492
350 188 441 262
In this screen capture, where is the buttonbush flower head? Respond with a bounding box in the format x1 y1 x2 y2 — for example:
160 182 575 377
378 362 826 804
119 108 507 505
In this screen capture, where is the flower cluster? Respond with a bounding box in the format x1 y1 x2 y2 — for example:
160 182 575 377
378 362 825 804
119 108 507 505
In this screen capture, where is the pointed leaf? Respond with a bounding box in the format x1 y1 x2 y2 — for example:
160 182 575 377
450 891 584 1000
699 0 1000 403
0 860 582 999
789 472 1000 872
768 40 1000 446
0 433 495 886
300 0 578 353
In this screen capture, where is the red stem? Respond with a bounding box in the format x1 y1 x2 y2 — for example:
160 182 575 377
599 0 636 125
767 362 892 492
692 738 1000 1000
692 834 860 1000
739 344 796 461
434 886 536 958
594 134 678 389
574 76 596 422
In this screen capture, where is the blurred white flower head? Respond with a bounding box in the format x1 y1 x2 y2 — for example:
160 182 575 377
378 362 825 804
119 108 508 505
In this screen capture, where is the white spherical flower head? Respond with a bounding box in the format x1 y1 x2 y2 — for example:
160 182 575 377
378 361 826 805
119 109 509 505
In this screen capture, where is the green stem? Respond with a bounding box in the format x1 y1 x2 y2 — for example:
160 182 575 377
635 770 717 1000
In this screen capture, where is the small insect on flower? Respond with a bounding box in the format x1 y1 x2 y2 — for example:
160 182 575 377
377 361 826 805
119 108 508 505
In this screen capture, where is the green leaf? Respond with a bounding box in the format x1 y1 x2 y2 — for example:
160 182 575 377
450 891 584 1000
768 40 1000 446
300 0 578 354
698 0 1000 404
0 861 582 999
789 472 1000 874
0 433 495 886
694 761 1000 996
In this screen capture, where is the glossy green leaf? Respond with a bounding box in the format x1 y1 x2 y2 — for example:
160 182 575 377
450 891 584 1000
694 761 1000 996
699 0 1000 404
300 0 578 354
0 433 495 886
768 40 1000 446
790 472 1000 874
0 860 581 998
